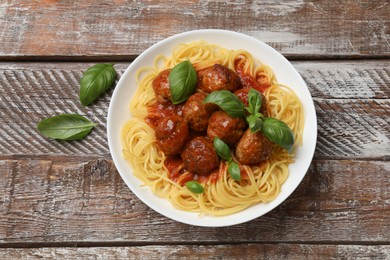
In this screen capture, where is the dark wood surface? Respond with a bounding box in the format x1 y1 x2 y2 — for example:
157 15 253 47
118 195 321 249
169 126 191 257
0 0 389 259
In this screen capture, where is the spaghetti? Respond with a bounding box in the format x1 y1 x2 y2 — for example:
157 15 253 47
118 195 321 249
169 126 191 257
121 41 304 216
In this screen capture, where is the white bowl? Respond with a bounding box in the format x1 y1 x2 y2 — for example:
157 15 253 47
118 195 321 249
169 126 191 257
107 29 317 227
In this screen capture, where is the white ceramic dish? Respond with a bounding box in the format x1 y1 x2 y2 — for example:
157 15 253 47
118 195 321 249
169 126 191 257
107 29 317 227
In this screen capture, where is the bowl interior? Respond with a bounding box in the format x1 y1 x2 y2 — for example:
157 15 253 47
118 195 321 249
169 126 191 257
107 29 317 227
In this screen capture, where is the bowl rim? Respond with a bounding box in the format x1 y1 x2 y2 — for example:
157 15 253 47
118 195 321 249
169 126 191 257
107 29 317 227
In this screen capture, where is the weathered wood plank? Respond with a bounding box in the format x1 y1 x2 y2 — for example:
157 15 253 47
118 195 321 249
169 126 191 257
0 1 389 59
294 61 390 99
315 99 390 160
1 61 388 99
0 159 389 243
0 61 389 159
1 244 390 260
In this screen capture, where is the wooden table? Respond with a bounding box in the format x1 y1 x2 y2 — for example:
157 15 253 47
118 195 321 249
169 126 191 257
1 1 389 259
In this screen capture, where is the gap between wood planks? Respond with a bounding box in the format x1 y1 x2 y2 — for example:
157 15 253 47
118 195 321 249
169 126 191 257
1 240 390 249
0 155 389 162
0 55 390 63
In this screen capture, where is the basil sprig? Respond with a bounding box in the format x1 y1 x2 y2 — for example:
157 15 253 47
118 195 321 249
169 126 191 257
246 115 263 133
37 114 97 140
79 64 117 106
245 89 265 133
228 162 241 181
213 137 231 161
246 88 262 116
245 88 295 153
169 60 197 104
186 181 204 194
203 90 245 118
213 137 241 181
262 117 294 153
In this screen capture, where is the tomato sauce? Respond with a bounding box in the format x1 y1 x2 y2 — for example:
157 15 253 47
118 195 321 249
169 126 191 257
234 58 270 93
239 166 249 180
164 156 222 186
197 168 221 184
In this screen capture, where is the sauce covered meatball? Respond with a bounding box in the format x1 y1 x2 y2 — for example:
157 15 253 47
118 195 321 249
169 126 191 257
182 93 217 132
198 64 241 93
207 111 246 146
155 115 188 155
234 88 269 116
234 88 251 106
152 69 171 102
235 129 273 165
181 136 219 175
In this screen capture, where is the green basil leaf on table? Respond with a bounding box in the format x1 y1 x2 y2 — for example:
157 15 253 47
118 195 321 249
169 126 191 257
261 117 294 153
213 137 232 161
169 60 198 104
246 115 263 133
246 88 262 115
37 114 97 140
185 181 204 194
228 161 241 181
203 90 245 118
79 63 117 106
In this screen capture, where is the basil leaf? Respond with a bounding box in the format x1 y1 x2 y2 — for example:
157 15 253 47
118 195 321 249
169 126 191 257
247 88 262 115
246 115 262 133
169 60 197 104
213 137 232 161
185 181 204 194
262 117 294 153
203 90 245 118
79 64 117 106
37 114 97 140
228 162 241 181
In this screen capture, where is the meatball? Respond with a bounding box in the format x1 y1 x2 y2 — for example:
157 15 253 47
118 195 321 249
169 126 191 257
234 88 250 106
198 64 241 93
235 129 273 165
207 111 246 146
181 136 219 175
234 88 269 116
155 115 188 155
152 69 171 102
182 93 217 132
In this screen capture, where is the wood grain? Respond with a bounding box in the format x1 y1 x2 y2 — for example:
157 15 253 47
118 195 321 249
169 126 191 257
0 61 389 159
1 244 390 259
0 1 389 60
0 159 389 244
0 0 388 257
